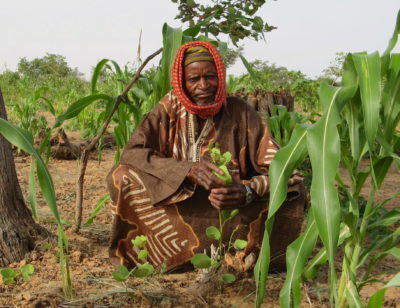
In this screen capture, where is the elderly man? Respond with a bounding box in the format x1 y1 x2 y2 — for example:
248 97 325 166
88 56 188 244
107 40 305 271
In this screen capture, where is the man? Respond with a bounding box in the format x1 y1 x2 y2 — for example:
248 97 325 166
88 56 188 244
107 40 305 272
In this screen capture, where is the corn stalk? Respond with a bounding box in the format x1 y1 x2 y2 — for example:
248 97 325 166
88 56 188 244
255 10 400 308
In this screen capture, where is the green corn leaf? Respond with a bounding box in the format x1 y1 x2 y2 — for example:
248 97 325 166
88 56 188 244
280 216 318 308
384 10 400 55
372 157 393 189
307 84 347 295
267 124 308 220
387 247 400 260
254 230 270 308
367 289 386 308
368 272 400 308
57 225 72 297
91 59 110 94
0 118 71 296
84 194 110 226
343 92 366 168
368 208 400 229
346 280 364 308
0 118 60 222
54 94 113 128
206 226 221 241
160 23 183 97
0 118 34 150
255 124 308 307
239 55 259 81
382 56 400 141
28 158 38 222
352 52 381 150
303 224 351 280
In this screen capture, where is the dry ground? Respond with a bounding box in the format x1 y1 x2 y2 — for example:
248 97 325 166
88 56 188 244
0 142 399 307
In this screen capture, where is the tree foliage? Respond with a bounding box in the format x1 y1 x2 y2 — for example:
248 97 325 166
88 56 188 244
17 53 82 80
171 0 276 45
234 60 320 112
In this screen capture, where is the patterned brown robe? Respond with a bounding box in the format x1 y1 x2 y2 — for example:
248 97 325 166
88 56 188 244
106 91 306 271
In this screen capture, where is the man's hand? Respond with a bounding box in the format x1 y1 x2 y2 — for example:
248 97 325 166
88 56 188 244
186 161 226 190
208 181 248 210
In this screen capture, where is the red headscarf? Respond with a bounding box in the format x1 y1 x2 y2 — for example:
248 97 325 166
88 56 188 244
171 41 227 119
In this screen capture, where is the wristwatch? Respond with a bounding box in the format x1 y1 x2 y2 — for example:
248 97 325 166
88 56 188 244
244 184 254 206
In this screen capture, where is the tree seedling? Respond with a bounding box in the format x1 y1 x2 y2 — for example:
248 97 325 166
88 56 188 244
191 142 248 284
112 235 154 283
0 264 35 285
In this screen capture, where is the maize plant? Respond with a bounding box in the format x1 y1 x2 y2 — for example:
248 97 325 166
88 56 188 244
255 10 400 308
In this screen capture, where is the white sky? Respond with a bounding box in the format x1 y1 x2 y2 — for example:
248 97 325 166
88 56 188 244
1 1 399 79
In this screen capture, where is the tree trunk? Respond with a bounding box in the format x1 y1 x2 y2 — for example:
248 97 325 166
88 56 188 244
0 90 48 267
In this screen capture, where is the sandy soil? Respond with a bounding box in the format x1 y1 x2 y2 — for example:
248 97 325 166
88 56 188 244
0 144 399 308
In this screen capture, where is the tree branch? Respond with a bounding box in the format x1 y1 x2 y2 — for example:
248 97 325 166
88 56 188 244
73 47 163 233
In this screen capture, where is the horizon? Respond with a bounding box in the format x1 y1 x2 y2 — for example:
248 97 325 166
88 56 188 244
1 1 399 80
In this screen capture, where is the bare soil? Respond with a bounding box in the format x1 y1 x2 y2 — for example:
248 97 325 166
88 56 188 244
0 143 399 307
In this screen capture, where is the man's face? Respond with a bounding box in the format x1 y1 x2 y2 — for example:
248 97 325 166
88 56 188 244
183 61 218 106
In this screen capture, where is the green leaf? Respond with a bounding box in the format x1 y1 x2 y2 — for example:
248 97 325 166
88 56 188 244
239 55 259 81
229 209 239 219
233 239 247 250
382 56 400 141
53 94 113 128
132 235 147 249
383 10 400 57
19 264 35 281
91 59 110 94
112 265 130 282
368 272 400 308
160 23 183 98
346 280 364 308
372 157 393 189
387 247 400 260
84 194 110 226
254 230 270 308
182 17 213 38
191 253 212 269
367 289 386 308
303 224 351 280
0 268 16 284
368 208 400 229
213 165 233 186
255 124 309 307
385 272 400 288
221 273 236 284
0 117 72 296
267 124 308 220
138 250 148 260
206 226 221 241
28 158 38 222
132 263 154 278
307 85 345 281
280 217 318 308
352 52 381 149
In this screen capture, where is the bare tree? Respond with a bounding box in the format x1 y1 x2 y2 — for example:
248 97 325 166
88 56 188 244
0 90 48 267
